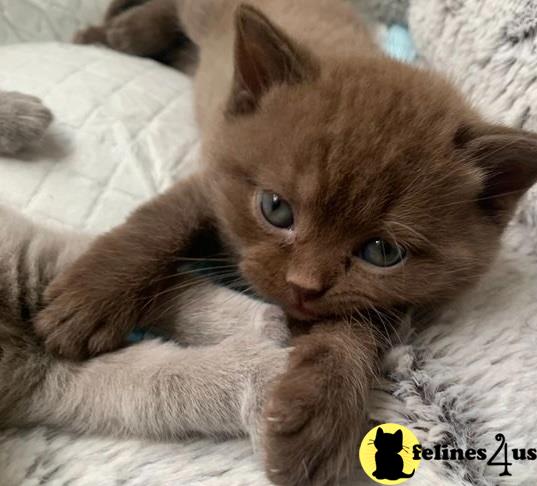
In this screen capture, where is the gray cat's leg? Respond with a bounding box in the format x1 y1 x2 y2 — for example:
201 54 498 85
163 283 289 345
0 91 53 155
0 206 290 443
3 303 289 442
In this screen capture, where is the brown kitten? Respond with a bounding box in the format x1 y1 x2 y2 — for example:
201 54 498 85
75 0 198 73
38 1 537 484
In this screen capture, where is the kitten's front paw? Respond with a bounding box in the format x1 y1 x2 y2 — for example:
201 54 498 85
263 343 360 486
34 270 135 359
105 6 163 56
73 25 108 45
0 92 52 155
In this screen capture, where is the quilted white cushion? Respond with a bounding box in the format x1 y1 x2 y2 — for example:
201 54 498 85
0 0 109 45
0 42 200 233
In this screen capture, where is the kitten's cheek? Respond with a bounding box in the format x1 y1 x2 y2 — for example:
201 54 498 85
239 259 286 304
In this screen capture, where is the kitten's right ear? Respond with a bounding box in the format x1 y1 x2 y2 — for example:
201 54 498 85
376 427 384 438
456 124 537 224
227 4 319 116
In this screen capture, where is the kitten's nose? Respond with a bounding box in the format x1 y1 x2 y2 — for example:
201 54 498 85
286 273 328 302
289 284 326 302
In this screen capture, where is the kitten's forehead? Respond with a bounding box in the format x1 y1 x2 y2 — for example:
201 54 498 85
259 59 478 207
219 67 481 250
219 56 481 234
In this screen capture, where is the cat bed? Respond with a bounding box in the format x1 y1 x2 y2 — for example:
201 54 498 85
0 42 199 233
0 40 278 486
1 1 537 486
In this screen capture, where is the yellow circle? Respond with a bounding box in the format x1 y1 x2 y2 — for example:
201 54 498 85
359 423 421 484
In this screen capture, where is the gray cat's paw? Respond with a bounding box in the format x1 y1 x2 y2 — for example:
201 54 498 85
0 91 53 155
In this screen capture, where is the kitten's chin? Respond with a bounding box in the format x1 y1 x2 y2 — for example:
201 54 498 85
284 302 324 322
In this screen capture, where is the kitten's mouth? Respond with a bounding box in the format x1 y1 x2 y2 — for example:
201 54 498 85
285 302 322 321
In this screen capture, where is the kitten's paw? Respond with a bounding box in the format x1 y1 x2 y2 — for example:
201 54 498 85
73 25 108 45
34 272 134 359
105 6 164 56
0 92 52 155
262 344 359 486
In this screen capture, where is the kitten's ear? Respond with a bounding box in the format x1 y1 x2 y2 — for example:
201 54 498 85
394 429 403 442
457 124 537 223
375 427 384 439
227 4 319 115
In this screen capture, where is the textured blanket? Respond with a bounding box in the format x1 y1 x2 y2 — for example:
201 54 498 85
2 1 537 485
368 2 537 484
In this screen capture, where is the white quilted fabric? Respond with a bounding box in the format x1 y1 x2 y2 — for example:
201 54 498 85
0 0 109 45
0 42 200 233
4 2 537 485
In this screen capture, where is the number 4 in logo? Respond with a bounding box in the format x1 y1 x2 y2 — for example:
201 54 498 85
487 434 513 477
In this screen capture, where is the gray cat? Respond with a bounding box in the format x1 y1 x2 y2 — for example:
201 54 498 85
0 90 52 155
0 205 290 452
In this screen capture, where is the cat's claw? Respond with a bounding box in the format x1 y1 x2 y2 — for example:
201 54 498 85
0 91 52 155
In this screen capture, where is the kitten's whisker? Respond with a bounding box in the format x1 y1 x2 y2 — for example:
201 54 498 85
349 308 392 349
370 307 396 346
139 270 241 311
173 256 234 263
153 264 238 283
385 220 436 251
425 187 527 211
140 275 212 309
218 283 252 307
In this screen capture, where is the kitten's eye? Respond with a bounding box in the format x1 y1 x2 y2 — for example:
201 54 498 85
260 191 294 229
359 239 406 267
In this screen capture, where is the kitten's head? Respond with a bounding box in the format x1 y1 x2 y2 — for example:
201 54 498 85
209 5 537 321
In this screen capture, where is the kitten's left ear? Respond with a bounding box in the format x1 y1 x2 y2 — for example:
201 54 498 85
227 4 319 115
457 124 537 224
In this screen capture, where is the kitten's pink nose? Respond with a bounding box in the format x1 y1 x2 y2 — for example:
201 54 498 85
286 273 327 302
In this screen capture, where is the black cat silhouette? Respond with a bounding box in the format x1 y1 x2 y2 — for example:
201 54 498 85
372 427 415 480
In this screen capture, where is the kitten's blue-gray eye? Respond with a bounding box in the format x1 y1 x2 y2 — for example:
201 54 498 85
359 239 406 267
260 191 294 229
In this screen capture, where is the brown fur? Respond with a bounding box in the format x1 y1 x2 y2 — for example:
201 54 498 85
74 0 198 72
35 1 537 484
